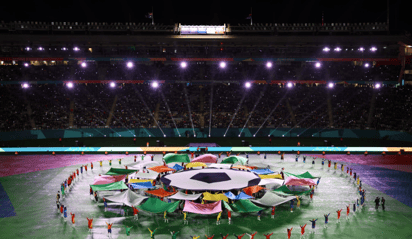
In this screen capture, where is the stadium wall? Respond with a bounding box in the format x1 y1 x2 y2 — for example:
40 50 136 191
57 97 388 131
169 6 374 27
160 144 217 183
0 128 411 142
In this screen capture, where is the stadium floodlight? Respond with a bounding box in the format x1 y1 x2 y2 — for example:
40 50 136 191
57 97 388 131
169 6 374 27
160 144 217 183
364 63 370 68
180 62 187 68
370 47 377 52
37 47 44 51
67 82 74 88
253 135 256 137
126 62 134 68
282 135 285 137
219 62 226 68
22 83 29 89
358 47 365 52
81 62 87 68
164 134 166 137
24 63 29 67
209 134 211 137
287 82 293 88
152 81 159 88
315 62 321 68
266 62 273 68
223 134 226 137
334 47 342 52
73 47 80 51
110 82 116 88
245 82 251 88
61 47 67 51
323 47 330 52
328 82 334 88
238 134 241 137
375 83 381 89
25 47 31 51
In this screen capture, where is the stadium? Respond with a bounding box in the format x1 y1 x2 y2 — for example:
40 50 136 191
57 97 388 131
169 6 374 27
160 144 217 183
1 1 412 239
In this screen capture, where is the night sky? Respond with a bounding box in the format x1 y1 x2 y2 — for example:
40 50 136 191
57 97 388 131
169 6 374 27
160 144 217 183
0 0 410 32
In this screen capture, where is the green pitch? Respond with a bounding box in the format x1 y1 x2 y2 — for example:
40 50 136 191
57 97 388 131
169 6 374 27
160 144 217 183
1 155 412 239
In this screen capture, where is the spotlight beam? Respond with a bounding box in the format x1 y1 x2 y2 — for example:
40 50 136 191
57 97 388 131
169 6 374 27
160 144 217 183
160 90 180 134
255 91 288 136
209 83 214 137
133 85 165 137
183 86 195 137
239 87 266 136
224 92 247 137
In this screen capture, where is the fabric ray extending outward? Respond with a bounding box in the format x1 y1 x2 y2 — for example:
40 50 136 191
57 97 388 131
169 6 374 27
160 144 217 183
92 175 126 185
258 178 284 187
221 156 248 165
272 185 312 196
126 161 161 170
148 165 175 173
183 200 222 214
160 168 261 191
145 188 176 197
172 164 184 171
284 176 316 186
104 189 148 207
243 185 266 196
192 154 217 163
90 181 129 191
168 191 202 201
105 168 137 176
251 192 296 207
132 170 159 180
224 191 253 200
223 199 263 213
186 162 207 168
203 192 229 202
285 171 320 179
137 197 180 213
251 168 274 175
130 182 155 189
163 154 190 164
259 174 283 179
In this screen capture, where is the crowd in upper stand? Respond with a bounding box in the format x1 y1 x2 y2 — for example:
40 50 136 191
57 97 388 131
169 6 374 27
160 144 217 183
1 81 411 133
0 61 401 82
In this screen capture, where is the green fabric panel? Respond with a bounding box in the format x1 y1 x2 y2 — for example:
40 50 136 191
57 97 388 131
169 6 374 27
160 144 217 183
229 199 263 213
105 168 137 175
221 156 248 165
222 200 233 212
137 197 180 213
285 171 319 179
90 181 128 191
163 154 190 164
272 185 312 196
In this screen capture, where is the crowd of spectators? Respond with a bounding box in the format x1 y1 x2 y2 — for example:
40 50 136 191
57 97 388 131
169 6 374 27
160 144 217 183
1 82 411 133
0 61 401 82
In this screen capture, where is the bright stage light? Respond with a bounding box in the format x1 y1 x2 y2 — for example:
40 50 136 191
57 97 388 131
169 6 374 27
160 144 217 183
365 63 370 68
238 135 241 137
127 62 133 68
323 47 330 52
334 47 341 52
209 135 211 137
181 62 187 68
110 82 116 88
81 62 87 68
25 47 31 51
152 82 159 88
370 47 377 52
179 135 181 137
266 62 273 68
224 135 226 137
315 62 321 68
287 82 293 88
73 47 80 51
37 47 44 51
245 82 251 88
282 135 285 137
375 83 381 89
24 63 29 67
67 82 74 88
22 83 29 88
358 47 365 52
253 135 256 137
164 135 166 137
297 135 299 137
219 62 226 68
62 47 67 51
328 83 334 88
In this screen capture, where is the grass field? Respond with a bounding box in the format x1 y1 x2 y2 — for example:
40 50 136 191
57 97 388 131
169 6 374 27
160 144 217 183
1 154 412 238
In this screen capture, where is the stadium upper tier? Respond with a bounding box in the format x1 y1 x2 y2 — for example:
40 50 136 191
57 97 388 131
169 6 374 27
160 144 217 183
0 83 411 133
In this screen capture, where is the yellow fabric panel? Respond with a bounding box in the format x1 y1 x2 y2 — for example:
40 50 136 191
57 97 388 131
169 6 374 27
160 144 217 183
259 174 283 179
186 162 207 168
203 192 229 202
129 179 153 183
